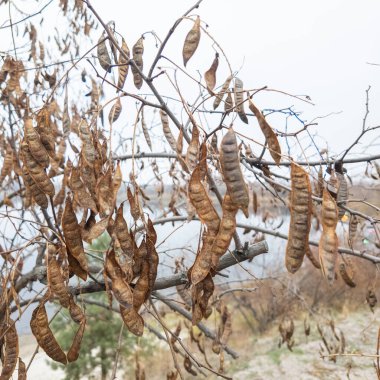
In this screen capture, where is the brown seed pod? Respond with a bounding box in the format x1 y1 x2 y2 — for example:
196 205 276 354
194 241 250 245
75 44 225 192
133 258 150 311
131 37 144 89
210 194 238 269
47 252 70 308
305 245 321 269
24 117 50 168
204 53 219 93
0 145 13 185
22 165 48 209
127 187 141 221
234 78 248 124
213 75 232 110
160 110 177 151
348 214 358 248
108 98 122 124
120 306 144 336
117 37 130 90
336 172 348 220
68 298 86 324
115 204 135 257
186 125 200 173
79 120 95 168
146 238 159 295
339 261 356 288
141 107 152 151
113 161 122 200
62 195 88 276
188 166 220 233
219 128 249 217
192 273 214 325
248 99 281 164
0 320 18 380
224 91 233 113
176 284 192 310
97 33 112 72
96 166 113 216
17 358 26 380
20 142 55 197
316 166 324 198
319 188 339 284
67 320 86 363
182 16 201 67
366 289 377 312
30 301 67 364
285 163 312 273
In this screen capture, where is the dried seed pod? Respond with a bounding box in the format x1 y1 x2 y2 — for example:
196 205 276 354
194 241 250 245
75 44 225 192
366 289 377 312
97 33 112 72
0 320 18 380
191 273 214 325
220 128 249 217
131 37 144 89
127 187 141 221
30 301 67 364
176 284 192 310
224 91 233 113
133 239 147 277
79 120 95 168
213 75 232 110
133 258 150 310
22 165 48 209
188 166 220 233
234 78 248 124
115 204 135 257
204 53 219 93
47 252 70 308
319 188 339 284
336 172 348 219
285 163 312 273
108 98 122 124
96 166 113 216
248 99 281 164
339 261 356 288
279 316 295 351
68 298 86 324
62 195 88 276
210 194 238 269
0 145 13 185
316 166 324 197
160 110 177 151
186 125 199 172
146 238 159 295
120 306 144 336
348 214 358 248
117 37 130 90
141 107 152 151
305 245 321 269
20 142 55 197
67 320 86 363
17 358 26 380
182 16 201 67
69 166 97 213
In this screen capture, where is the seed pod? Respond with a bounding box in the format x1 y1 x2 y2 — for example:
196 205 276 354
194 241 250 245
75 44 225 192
141 107 152 151
213 75 232 110
113 161 122 201
22 165 48 209
97 33 112 72
131 37 144 89
219 128 249 217
146 238 159 295
339 261 356 288
115 204 135 257
186 125 199 172
188 166 220 233
366 289 377 312
47 252 70 308
68 298 86 324
191 273 214 325
204 53 219 93
0 320 18 380
305 245 321 269
176 284 192 310
336 172 348 220
79 120 95 168
67 320 86 363
285 163 312 273
18 358 26 380
160 110 177 151
224 91 233 113
182 16 201 67
184 356 197 376
0 145 13 185
348 214 358 248
35 108 55 158
316 166 324 197
120 306 144 336
108 98 122 124
62 195 88 276
127 187 141 221
30 301 67 364
248 99 281 164
319 188 339 284
133 258 150 310
20 142 55 197
234 78 248 124
96 166 113 216
117 37 130 90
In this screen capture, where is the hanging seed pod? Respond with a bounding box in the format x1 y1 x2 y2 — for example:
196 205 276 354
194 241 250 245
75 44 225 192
336 172 348 220
348 214 358 248
366 289 377 312
66 320 86 363
108 98 122 124
316 166 324 197
97 32 112 72
182 16 201 67
213 75 232 110
186 125 199 172
24 118 50 168
0 145 13 185
339 261 356 288
204 53 219 93
305 245 321 269
219 128 249 217
285 163 312 273
160 110 177 151
0 320 18 380
117 37 130 90
120 305 144 336
22 165 48 209
234 78 248 124
141 107 152 151
131 37 144 89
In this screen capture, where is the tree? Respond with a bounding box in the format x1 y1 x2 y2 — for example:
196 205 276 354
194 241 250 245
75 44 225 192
0 0 379 379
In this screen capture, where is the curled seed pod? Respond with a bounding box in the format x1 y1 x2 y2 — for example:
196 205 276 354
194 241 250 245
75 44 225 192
339 261 356 288
182 16 201 67
47 253 70 308
366 289 377 312
188 166 220 233
30 301 67 364
305 245 321 269
234 78 248 124
210 194 238 269
186 125 199 172
248 99 281 164
131 37 144 89
204 53 219 93
0 320 18 380
319 188 339 284
97 33 112 72
336 172 348 220
133 239 147 277
285 163 312 273
62 195 88 276
211 133 218 153
0 145 13 185
141 107 152 151
108 98 122 124
20 142 55 197
115 203 135 257
160 110 177 151
213 75 232 110
22 165 48 209
220 128 249 217
67 320 86 363
120 306 144 336
117 37 130 90
348 214 358 248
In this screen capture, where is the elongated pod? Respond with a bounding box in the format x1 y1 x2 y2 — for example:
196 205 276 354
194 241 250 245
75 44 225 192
0 320 18 380
182 16 201 67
